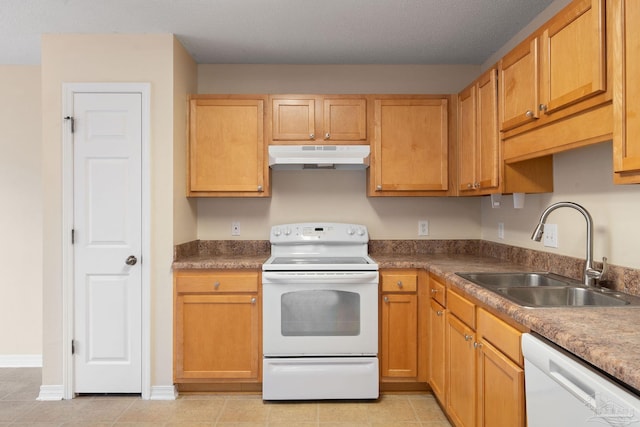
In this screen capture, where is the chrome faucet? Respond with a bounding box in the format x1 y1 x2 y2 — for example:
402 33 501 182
531 201 607 287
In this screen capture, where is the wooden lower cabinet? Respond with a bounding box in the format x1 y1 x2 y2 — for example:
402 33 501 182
379 269 428 389
174 270 261 386
446 310 476 427
430 274 527 427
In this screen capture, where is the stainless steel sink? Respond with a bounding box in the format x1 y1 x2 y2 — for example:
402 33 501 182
456 272 581 288
496 286 629 307
455 272 640 308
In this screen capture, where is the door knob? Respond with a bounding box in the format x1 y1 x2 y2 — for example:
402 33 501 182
125 255 138 266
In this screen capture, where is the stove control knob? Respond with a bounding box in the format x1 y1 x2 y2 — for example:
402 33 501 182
273 228 282 236
357 228 365 236
284 227 292 236
347 227 355 235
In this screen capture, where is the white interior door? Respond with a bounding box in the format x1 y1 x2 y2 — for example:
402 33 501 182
73 92 142 393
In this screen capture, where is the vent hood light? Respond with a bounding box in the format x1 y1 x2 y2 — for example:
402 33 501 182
268 145 370 170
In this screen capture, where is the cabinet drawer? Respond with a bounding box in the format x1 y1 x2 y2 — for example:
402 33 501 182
175 271 259 293
429 274 446 306
477 308 523 366
381 271 417 292
447 289 475 329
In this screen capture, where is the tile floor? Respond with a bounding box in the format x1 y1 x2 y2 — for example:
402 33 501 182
0 368 452 426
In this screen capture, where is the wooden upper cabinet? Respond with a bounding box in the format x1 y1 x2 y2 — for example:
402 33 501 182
188 96 269 197
540 0 606 115
459 68 500 195
500 0 607 136
500 37 540 132
613 0 640 182
370 96 450 196
270 95 367 144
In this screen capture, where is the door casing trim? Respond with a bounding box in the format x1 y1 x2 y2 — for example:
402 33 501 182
61 82 151 399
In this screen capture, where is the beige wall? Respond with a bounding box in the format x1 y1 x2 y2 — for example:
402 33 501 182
41 34 195 389
481 142 640 269
0 65 42 358
196 64 482 241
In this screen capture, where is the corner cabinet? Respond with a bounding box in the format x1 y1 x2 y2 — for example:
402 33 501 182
269 95 367 144
369 96 452 196
613 0 640 183
187 95 270 197
174 270 261 388
458 68 500 195
379 269 428 390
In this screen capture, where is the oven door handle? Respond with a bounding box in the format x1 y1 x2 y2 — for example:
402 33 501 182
262 271 379 284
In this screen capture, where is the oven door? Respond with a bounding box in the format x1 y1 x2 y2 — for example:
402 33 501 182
262 271 378 356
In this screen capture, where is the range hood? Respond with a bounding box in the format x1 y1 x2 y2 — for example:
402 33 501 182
268 145 370 170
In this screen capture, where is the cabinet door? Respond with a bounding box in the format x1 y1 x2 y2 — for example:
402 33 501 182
188 98 267 196
372 98 449 194
272 97 316 141
380 293 418 378
614 0 640 177
458 84 477 193
446 314 476 427
323 98 367 141
477 340 525 427
476 68 500 192
539 0 605 115
500 38 539 131
175 293 260 380
428 299 446 403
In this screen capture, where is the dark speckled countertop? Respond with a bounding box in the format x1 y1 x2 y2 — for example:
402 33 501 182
173 240 640 393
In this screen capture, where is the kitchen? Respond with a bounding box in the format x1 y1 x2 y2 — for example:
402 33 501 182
2 0 640 425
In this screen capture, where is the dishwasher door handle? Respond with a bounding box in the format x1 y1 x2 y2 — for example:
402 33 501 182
549 360 597 410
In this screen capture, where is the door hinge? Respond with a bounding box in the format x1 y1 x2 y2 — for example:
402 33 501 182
71 229 75 244
64 116 75 133
71 340 76 355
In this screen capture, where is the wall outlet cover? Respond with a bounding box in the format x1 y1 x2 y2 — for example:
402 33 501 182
418 220 429 236
543 223 558 248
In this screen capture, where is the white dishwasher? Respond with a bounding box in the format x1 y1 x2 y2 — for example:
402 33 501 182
522 333 640 427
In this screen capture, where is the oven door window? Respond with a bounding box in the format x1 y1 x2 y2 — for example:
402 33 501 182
281 290 360 336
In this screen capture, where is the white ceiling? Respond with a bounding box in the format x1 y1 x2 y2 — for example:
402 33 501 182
1 0 556 65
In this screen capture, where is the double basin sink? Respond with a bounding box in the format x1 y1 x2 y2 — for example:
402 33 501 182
455 272 640 308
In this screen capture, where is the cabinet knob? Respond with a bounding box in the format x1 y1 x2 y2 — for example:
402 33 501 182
325 132 330 140
430 289 438 294
464 334 473 341
384 296 389 303
257 185 263 192
251 297 256 304
539 104 548 112
467 183 473 189
309 133 315 139
525 110 535 118
436 310 444 316
214 281 220 290
376 185 382 191
396 280 403 288
474 182 480 189
474 342 483 349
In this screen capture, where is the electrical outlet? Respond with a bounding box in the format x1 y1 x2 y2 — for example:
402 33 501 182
543 223 558 248
498 222 504 239
231 221 241 236
418 220 429 236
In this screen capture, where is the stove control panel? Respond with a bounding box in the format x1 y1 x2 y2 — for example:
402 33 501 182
270 223 369 244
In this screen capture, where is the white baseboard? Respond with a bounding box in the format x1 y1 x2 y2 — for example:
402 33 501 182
37 385 64 401
0 354 42 367
149 385 177 400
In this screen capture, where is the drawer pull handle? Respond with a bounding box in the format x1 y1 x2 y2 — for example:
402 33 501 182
397 280 403 288
214 281 220 290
